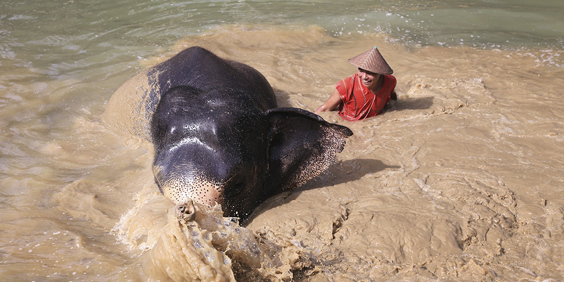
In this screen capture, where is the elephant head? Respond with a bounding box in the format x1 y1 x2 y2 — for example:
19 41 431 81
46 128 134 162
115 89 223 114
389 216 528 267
151 86 352 218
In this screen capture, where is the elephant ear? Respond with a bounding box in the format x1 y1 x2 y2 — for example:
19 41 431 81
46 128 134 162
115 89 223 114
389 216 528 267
264 108 353 197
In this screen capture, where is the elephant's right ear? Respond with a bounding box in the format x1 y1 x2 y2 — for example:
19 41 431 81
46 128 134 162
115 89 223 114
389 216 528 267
263 108 353 198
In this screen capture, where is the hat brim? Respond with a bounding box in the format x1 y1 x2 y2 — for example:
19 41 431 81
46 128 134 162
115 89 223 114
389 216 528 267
348 47 393 75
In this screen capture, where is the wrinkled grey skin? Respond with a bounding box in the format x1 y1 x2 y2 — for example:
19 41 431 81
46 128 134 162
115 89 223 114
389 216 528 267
126 46 353 218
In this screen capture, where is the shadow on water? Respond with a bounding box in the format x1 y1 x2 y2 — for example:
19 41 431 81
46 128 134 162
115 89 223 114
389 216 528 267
273 88 293 108
385 96 434 113
302 158 401 191
245 158 400 224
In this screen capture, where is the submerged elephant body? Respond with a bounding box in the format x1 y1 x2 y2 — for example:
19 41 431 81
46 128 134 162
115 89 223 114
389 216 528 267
107 46 352 218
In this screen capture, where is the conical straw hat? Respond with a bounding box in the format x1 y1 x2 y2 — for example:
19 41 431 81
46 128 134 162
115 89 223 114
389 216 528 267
348 47 393 75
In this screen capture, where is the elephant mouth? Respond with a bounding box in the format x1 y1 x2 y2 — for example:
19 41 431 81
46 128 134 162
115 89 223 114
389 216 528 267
175 200 197 222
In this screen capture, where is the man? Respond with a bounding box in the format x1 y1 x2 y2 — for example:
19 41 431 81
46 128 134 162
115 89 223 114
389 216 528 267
315 47 397 121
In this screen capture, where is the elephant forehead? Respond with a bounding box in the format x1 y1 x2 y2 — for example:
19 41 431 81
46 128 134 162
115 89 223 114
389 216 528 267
168 136 215 154
157 168 224 207
164 115 265 151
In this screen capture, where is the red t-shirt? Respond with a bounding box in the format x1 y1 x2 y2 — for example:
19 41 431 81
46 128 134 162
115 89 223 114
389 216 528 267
336 73 397 121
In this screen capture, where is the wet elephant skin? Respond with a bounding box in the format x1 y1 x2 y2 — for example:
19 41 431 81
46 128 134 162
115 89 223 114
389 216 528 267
146 47 353 218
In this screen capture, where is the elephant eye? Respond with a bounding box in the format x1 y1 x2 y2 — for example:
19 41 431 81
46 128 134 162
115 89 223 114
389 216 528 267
225 182 245 198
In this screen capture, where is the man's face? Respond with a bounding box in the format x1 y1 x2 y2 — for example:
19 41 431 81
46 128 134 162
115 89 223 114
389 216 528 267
358 68 380 89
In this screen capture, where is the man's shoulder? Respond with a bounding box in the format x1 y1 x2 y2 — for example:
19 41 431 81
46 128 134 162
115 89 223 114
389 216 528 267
340 74 356 85
335 74 356 100
385 74 397 87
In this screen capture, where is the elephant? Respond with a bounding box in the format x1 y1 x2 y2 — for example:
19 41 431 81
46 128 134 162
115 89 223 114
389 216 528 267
104 46 353 219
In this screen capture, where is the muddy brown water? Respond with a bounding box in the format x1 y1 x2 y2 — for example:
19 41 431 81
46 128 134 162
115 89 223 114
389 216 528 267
1 26 563 281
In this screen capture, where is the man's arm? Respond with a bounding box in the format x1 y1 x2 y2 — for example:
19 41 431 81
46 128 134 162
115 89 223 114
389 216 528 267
314 88 342 114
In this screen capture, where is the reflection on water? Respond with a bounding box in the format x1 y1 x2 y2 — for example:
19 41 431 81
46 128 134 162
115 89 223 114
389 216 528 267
1 0 563 280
